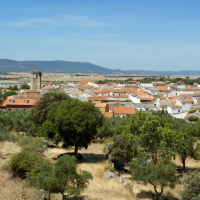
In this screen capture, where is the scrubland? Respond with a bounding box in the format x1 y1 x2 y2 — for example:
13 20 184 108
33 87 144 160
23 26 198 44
1 141 200 200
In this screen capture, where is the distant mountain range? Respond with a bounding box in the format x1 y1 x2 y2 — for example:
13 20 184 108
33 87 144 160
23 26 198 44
0 59 200 76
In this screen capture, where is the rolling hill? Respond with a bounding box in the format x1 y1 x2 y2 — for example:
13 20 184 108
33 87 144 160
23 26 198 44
0 59 200 75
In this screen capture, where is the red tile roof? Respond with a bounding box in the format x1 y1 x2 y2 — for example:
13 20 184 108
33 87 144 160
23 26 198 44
140 97 154 101
182 98 194 102
157 86 170 91
114 107 136 114
95 103 108 108
2 98 38 106
88 96 108 101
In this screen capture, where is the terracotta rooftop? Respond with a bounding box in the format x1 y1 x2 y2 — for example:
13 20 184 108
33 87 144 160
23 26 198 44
77 84 92 89
114 107 136 115
157 86 170 91
2 98 38 106
182 98 194 102
140 97 154 101
108 101 120 105
108 95 128 98
95 103 108 108
88 96 108 101
93 90 109 94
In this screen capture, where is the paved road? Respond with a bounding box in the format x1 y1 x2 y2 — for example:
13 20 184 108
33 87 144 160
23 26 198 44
172 112 187 119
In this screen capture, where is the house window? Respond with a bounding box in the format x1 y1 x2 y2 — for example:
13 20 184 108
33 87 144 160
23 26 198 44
9 100 11 102
178 110 180 112
27 99 30 103
23 109 26 111
183 103 185 105
8 109 11 111
12 99 15 103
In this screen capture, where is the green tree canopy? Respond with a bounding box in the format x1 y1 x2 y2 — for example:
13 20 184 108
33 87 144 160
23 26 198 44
30 91 70 127
130 153 177 200
37 155 92 200
180 170 200 200
20 84 30 89
3 91 17 99
0 89 3 105
108 132 138 163
96 116 113 138
38 98 103 154
174 129 199 170
8 85 18 91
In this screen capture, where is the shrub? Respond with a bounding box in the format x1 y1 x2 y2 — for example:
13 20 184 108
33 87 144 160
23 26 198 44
188 110 197 114
18 136 45 154
36 155 93 199
188 116 198 121
180 170 200 200
10 151 43 178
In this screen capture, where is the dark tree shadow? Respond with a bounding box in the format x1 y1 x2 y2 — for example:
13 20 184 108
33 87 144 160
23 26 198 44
136 190 155 199
176 165 200 173
137 190 179 200
64 196 85 200
64 196 98 200
55 152 106 163
78 153 106 163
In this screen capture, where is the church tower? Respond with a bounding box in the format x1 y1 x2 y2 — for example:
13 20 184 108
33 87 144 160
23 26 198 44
30 68 41 90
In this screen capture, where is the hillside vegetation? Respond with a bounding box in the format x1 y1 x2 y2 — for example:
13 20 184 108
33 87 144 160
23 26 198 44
1 91 200 199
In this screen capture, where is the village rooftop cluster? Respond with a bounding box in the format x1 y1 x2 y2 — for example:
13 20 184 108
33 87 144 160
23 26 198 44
1 72 200 119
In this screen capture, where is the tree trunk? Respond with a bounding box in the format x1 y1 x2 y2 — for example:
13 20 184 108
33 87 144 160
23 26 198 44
48 191 51 200
151 183 163 200
154 149 158 164
74 145 78 158
181 157 186 171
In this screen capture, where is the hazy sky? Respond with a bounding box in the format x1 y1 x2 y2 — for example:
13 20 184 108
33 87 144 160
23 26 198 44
0 0 200 71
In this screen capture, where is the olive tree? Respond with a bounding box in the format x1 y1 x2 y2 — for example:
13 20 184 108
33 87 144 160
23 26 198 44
37 155 92 200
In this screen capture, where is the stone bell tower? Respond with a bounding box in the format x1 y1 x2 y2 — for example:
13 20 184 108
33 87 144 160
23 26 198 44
30 68 41 90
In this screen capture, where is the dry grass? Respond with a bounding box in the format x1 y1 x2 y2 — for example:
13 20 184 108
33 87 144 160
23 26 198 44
77 144 135 200
0 141 21 167
0 170 39 200
45 144 135 200
1 141 200 200
78 161 135 200
0 141 39 200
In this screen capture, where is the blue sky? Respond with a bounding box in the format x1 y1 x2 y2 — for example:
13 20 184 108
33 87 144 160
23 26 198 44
0 0 200 71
